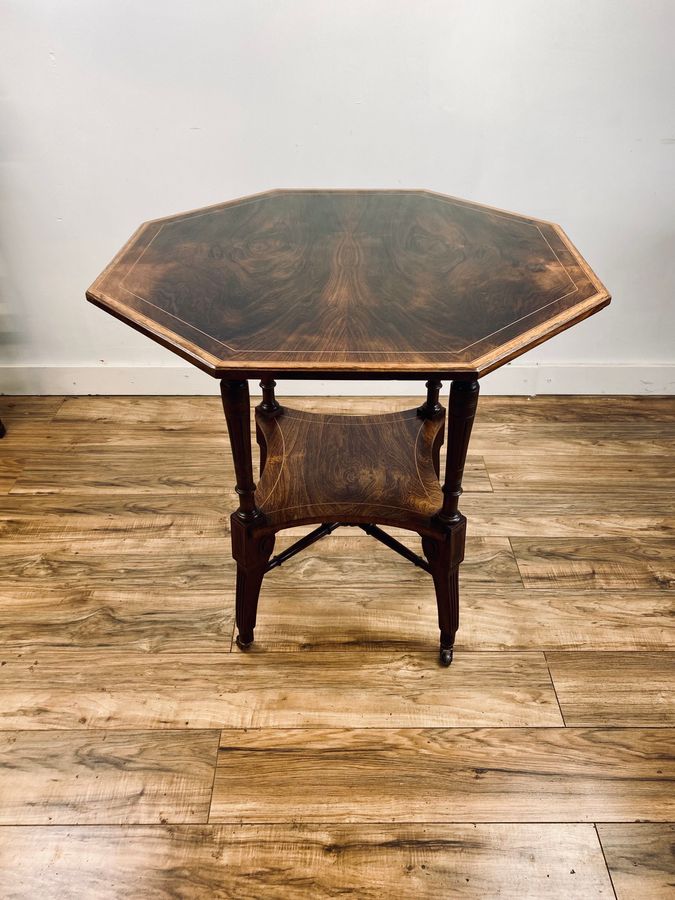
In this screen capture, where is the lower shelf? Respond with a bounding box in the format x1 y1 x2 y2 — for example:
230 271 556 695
255 405 445 531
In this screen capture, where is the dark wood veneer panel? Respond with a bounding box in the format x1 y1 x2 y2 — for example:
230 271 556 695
255 406 445 530
87 190 609 376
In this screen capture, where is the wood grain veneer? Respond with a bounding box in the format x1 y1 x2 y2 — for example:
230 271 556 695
0 824 614 898
87 190 609 378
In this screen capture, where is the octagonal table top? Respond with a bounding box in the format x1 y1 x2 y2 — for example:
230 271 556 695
86 189 610 379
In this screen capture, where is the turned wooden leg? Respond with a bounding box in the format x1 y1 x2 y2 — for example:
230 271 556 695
231 517 275 649
257 378 282 417
435 379 479 528
220 379 262 524
0 418 5 439
255 378 282 476
422 523 465 666
220 379 272 648
426 378 480 664
417 380 445 478
417 379 443 419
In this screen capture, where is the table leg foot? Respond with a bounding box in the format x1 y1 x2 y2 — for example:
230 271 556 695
439 645 454 667
235 632 254 651
233 561 270 652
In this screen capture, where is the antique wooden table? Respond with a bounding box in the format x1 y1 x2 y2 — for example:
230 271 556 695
87 190 610 665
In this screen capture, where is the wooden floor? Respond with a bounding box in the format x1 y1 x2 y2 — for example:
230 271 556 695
0 394 673 899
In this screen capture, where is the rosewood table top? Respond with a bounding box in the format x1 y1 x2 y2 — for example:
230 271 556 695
86 189 609 380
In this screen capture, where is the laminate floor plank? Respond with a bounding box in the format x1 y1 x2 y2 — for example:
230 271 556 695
0 730 220 824
0 428 61 450
547 651 675 726
53 395 223 424
0 589 234 652
254 585 675 653
247 535 672 651
2 531 670 654
597 824 675 900
459 589 674 652
210 727 673 824
2 491 673 538
511 537 675 590
9 446 490 496
3 571 670 658
484 455 675 492
0 398 66 447
46 393 675 423
0 457 24 494
467 395 675 424
0 516 228 548
1 579 669 657
0 650 561 729
287 395 675 423
263 534 521 588
40 422 232 449
0 535 514 594
0 823 615 899
0 493 230 519
9 448 233 494
462 493 675 537
0 396 65 420
49 395 229 444
0 548 233 592
471 421 675 457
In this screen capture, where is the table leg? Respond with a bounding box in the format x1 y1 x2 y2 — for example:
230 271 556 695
255 379 282 475
220 380 262 524
422 524 465 666
257 377 282 417
425 379 480 665
230 520 275 649
417 379 445 478
220 379 272 649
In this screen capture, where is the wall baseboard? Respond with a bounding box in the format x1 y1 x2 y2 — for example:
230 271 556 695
1 364 674 396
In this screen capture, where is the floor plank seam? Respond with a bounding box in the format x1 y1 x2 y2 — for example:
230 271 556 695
544 651 567 727
3 725 670 733
594 823 619 900
0 820 672 827
482 458 496 494
49 399 67 422
205 729 223 824
506 535 528 589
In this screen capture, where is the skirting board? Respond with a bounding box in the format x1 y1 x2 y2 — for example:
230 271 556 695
1 364 674 396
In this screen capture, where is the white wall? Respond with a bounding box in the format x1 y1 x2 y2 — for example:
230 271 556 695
1 0 674 395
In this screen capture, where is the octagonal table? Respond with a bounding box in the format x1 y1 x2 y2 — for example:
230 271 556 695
87 190 610 665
